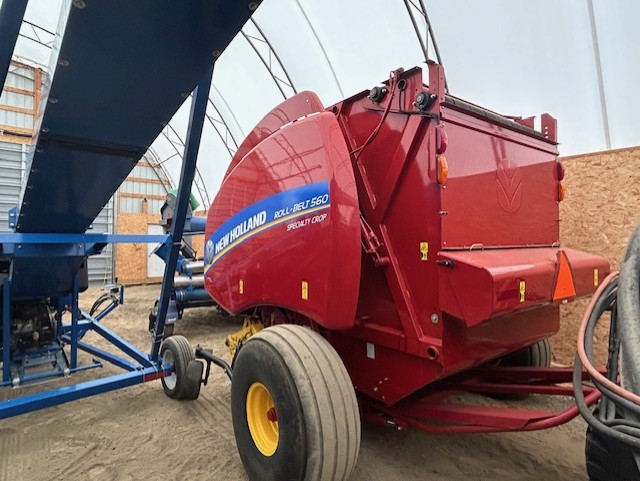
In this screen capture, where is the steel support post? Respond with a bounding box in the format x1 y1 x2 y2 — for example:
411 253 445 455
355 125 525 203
2 278 11 383
70 273 79 369
151 67 214 360
0 0 28 90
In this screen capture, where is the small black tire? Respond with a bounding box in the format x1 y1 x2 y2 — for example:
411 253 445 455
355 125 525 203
149 300 176 340
499 338 552 368
148 300 159 333
163 323 175 339
160 335 199 400
485 338 552 400
231 324 361 481
585 409 640 481
182 360 203 400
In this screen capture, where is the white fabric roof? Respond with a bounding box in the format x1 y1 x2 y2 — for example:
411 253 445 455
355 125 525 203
4 0 638 206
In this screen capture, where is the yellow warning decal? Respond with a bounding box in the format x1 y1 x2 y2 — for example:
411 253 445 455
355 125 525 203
239 279 244 295
301 281 309 300
594 268 599 287
420 242 429 261
519 281 526 303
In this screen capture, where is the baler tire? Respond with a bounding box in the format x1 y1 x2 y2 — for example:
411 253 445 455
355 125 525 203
160 335 197 400
500 338 552 368
586 423 640 481
231 324 361 481
485 338 552 400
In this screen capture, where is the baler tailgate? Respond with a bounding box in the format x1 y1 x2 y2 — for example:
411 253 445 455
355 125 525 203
438 248 609 327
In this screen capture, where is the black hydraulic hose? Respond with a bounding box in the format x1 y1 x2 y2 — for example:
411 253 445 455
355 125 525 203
573 227 640 451
602 302 620 421
618 226 640 395
574 354 640 450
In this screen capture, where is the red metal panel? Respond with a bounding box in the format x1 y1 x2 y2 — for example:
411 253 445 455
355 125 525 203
205 111 361 330
438 247 610 327
225 91 325 178
440 105 561 248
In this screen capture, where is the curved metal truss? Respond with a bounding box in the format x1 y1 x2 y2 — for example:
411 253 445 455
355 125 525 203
145 148 174 192
402 0 449 92
159 123 211 207
205 95 240 157
241 18 297 99
292 0 343 98
18 20 55 50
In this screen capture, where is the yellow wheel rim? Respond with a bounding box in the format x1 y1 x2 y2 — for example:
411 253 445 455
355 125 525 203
246 382 279 456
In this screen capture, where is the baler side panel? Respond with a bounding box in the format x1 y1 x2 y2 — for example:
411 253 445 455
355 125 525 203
204 111 361 330
333 70 444 358
440 106 560 248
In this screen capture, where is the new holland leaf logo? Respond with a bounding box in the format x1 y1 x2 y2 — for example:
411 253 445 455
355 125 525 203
496 157 523 213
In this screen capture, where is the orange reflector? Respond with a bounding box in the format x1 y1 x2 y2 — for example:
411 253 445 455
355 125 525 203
553 250 576 302
558 182 566 201
437 155 448 185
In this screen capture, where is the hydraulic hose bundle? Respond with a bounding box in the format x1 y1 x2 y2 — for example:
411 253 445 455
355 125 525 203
574 226 640 450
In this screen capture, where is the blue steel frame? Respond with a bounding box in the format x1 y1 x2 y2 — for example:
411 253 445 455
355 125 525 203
0 68 214 419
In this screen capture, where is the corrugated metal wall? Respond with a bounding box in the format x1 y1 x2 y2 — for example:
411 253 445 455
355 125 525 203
86 197 115 285
0 142 26 233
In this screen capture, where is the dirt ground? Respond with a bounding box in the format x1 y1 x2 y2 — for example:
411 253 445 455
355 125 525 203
2 284 590 481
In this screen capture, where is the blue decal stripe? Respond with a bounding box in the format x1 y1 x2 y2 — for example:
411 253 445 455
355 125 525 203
204 182 330 271
205 204 330 272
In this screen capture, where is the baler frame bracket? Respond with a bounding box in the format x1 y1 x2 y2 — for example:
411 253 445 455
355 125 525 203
363 366 604 434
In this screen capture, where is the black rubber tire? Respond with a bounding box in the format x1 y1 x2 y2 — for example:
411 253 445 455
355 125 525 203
183 360 203 400
499 338 552 368
231 324 360 481
163 323 175 339
485 338 551 400
160 335 199 400
149 300 175 340
586 422 640 480
148 300 158 333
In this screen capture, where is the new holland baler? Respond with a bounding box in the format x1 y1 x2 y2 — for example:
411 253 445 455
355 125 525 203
200 63 610 480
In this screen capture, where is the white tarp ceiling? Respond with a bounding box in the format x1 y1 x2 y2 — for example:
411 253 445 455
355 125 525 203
4 0 638 207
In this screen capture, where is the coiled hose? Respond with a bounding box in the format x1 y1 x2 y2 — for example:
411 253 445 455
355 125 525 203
574 225 640 449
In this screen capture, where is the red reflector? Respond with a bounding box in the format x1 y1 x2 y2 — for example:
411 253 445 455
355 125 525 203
436 125 448 154
556 161 565 181
558 182 566 202
437 155 448 185
553 250 576 302
144 370 165 382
